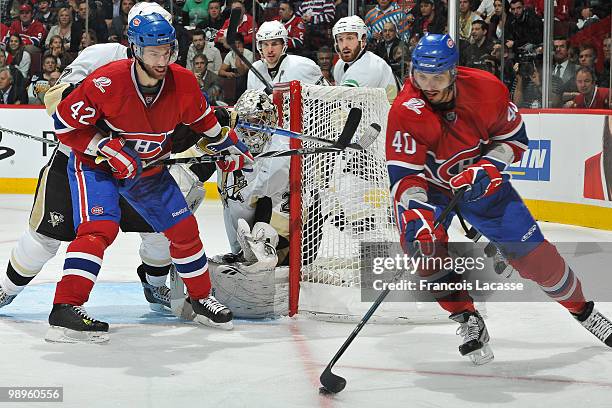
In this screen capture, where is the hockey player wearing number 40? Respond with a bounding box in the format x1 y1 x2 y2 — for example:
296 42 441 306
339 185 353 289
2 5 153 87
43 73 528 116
46 12 254 343
387 34 612 365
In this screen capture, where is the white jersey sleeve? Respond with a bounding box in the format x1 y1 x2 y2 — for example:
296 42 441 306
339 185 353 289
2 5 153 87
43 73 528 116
58 43 128 85
333 51 398 103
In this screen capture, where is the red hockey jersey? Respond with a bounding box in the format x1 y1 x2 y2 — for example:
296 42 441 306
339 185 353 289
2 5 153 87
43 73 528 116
9 19 46 47
53 59 220 169
386 67 528 206
584 152 610 201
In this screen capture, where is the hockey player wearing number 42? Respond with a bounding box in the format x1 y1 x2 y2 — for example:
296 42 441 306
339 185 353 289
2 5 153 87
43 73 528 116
387 34 612 365
47 13 254 343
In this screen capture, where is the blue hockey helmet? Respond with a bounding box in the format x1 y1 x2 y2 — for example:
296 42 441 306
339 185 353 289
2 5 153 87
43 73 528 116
411 34 459 74
128 12 177 64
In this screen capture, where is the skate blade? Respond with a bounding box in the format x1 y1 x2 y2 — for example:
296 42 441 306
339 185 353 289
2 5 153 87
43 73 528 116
467 343 494 365
45 326 110 344
148 302 172 313
193 315 234 331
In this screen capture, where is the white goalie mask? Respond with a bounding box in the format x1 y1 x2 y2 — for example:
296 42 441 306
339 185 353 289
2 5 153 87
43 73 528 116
128 2 172 23
332 15 368 53
256 20 289 55
232 89 279 155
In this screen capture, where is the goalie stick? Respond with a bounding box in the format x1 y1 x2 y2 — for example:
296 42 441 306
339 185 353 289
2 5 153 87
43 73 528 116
227 8 274 95
319 187 467 395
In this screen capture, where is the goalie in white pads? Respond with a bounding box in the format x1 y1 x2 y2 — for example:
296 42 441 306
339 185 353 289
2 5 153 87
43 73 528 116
332 16 398 103
210 90 291 318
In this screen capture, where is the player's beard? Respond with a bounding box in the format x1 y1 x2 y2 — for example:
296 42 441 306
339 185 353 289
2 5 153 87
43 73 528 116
340 45 361 63
142 61 168 81
603 116 612 197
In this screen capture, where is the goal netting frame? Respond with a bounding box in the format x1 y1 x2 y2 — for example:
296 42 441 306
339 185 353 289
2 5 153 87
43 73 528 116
273 81 449 324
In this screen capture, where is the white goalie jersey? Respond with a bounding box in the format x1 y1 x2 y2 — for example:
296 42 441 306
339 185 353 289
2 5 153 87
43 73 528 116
333 51 398 103
247 54 325 90
218 136 290 254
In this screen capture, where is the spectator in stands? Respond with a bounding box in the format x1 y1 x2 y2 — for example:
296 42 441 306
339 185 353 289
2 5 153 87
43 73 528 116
71 1 108 53
374 21 401 66
79 29 97 52
504 0 542 54
601 36 610 88
196 0 224 31
34 0 57 31
0 66 28 104
297 0 335 56
458 0 479 41
6 34 30 79
9 4 46 51
578 43 599 74
513 59 562 108
183 0 210 27
565 67 610 109
44 37 72 69
364 0 410 43
207 83 227 105
488 0 506 41
475 0 495 21
553 37 579 90
218 33 251 99
490 40 515 90
186 28 222 73
45 8 72 51
390 42 410 80
276 0 305 53
316 45 334 84
576 5 600 31
192 54 221 94
461 20 494 68
215 0 254 51
109 0 133 44
0 22 8 43
0 48 26 98
28 54 59 104
412 0 446 39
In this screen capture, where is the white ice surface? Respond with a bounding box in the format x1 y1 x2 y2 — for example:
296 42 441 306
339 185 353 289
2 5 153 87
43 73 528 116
1 194 612 408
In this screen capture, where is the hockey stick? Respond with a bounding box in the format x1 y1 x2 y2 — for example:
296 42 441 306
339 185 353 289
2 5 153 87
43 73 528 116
150 108 365 166
319 187 467 395
0 126 58 145
235 121 382 151
227 8 274 95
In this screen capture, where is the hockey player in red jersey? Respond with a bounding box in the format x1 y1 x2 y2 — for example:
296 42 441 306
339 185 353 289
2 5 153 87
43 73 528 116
47 13 253 342
387 34 612 364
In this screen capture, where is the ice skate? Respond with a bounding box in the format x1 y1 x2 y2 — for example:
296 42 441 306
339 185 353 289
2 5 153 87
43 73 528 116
141 282 171 312
573 301 612 347
191 294 233 330
0 284 16 308
450 310 494 365
45 304 110 343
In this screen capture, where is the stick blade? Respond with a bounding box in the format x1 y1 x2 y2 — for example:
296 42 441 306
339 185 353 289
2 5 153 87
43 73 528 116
355 123 382 149
334 107 362 149
227 8 241 44
319 367 347 394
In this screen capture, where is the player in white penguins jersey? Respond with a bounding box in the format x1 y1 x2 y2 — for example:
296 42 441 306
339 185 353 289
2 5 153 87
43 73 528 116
0 3 205 313
332 15 398 103
247 20 326 91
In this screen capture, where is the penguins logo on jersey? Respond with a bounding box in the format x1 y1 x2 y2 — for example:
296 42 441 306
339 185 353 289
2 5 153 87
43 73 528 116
220 171 248 204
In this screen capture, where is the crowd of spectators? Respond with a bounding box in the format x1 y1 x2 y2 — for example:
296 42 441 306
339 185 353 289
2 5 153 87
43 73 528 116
0 0 609 109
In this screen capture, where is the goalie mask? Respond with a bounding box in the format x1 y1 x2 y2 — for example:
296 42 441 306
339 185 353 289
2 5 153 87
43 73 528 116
232 89 278 155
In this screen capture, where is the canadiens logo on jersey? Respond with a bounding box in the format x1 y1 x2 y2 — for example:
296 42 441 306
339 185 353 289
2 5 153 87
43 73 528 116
402 98 425 115
430 145 481 183
122 132 170 160
93 77 112 93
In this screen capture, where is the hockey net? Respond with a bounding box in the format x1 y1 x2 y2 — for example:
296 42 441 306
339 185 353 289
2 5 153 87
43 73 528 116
273 81 448 323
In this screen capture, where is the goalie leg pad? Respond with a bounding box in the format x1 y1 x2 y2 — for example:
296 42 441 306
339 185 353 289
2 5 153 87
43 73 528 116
236 219 279 270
